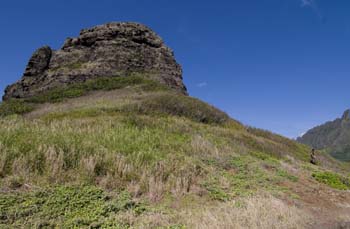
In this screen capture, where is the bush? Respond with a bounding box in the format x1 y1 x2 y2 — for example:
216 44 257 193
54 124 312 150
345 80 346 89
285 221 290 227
312 171 350 190
0 100 34 117
126 93 230 124
277 170 299 182
0 186 143 227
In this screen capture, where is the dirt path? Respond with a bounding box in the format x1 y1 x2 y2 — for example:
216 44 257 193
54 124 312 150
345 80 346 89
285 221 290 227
282 175 350 229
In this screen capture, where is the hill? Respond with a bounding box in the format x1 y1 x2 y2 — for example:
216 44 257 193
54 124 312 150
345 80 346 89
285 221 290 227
3 22 186 101
1 22 350 228
297 110 350 162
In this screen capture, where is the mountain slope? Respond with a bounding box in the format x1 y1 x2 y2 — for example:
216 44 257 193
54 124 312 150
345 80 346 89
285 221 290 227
1 77 350 228
298 109 350 162
0 22 350 228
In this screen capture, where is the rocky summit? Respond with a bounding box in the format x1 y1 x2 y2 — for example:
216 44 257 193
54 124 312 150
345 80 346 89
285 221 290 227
3 22 187 100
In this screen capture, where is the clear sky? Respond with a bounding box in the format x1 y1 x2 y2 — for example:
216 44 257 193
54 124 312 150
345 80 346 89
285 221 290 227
1 0 349 138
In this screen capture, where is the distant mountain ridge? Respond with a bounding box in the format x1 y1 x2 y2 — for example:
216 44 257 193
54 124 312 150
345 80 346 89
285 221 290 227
297 109 350 161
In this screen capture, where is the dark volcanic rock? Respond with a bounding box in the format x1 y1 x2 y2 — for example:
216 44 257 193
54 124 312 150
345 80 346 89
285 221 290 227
3 22 187 100
24 46 52 77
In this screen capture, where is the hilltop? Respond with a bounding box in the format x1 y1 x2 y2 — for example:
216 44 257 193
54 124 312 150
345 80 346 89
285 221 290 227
0 23 350 228
298 109 350 162
3 22 186 101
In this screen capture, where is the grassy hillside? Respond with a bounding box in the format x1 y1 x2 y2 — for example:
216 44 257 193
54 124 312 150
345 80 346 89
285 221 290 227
0 76 349 228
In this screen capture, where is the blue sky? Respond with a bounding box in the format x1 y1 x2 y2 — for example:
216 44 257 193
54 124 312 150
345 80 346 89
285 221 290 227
1 0 350 138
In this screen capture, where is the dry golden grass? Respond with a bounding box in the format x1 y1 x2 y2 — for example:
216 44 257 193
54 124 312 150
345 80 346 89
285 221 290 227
101 194 311 229
182 194 311 229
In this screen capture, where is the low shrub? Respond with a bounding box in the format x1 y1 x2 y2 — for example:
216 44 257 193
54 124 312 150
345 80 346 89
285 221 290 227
277 170 299 182
203 178 231 201
312 171 350 190
0 100 34 117
0 186 144 228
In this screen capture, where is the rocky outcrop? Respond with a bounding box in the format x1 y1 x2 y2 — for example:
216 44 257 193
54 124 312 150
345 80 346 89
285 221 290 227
342 109 349 121
3 22 187 100
24 46 52 77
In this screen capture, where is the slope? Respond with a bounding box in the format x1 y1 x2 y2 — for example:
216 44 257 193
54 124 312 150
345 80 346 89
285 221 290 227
0 76 350 228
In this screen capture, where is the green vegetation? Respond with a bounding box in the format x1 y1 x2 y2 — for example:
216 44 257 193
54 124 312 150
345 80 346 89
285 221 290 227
203 153 292 200
0 186 144 228
48 62 84 72
66 62 83 70
0 115 192 187
0 100 34 117
0 79 348 227
0 75 168 117
248 127 310 161
227 155 280 196
312 171 350 190
25 75 167 104
124 93 231 125
277 170 299 182
203 177 231 201
0 101 310 200
38 92 234 126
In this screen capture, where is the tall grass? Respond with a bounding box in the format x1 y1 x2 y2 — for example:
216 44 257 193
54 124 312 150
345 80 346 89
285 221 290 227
182 194 310 229
0 108 310 200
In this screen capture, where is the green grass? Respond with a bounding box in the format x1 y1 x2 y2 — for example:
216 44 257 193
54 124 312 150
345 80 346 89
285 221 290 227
49 62 84 72
124 93 230 125
202 153 289 200
0 108 311 200
0 115 192 185
25 75 167 104
247 127 310 161
38 91 233 125
0 75 168 117
66 62 83 70
312 171 350 190
0 186 144 228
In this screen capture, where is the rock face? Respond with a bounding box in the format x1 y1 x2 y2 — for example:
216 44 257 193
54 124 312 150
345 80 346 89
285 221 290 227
342 109 349 120
297 109 350 161
3 22 187 100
